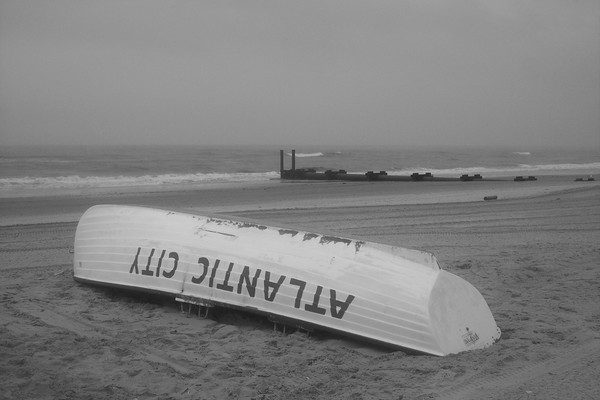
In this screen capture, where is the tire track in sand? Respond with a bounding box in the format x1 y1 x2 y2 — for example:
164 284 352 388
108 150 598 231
439 334 600 400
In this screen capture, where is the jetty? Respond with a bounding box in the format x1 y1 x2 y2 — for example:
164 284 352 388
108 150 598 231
280 149 491 182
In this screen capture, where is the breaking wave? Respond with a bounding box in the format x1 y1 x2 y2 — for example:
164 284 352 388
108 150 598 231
0 171 280 195
287 152 324 158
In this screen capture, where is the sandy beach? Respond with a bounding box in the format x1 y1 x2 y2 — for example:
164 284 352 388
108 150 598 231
1 176 599 400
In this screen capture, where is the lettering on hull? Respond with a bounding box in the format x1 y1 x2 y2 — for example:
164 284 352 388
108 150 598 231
130 247 355 320
462 328 480 346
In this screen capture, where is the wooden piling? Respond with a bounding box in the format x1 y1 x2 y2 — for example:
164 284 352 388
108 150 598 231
291 149 296 172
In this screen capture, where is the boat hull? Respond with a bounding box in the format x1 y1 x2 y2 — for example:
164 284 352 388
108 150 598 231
73 205 500 355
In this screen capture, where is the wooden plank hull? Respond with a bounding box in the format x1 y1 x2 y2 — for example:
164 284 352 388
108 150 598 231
73 205 501 356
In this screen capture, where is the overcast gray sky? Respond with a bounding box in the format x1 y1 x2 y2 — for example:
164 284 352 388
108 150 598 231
1 0 598 148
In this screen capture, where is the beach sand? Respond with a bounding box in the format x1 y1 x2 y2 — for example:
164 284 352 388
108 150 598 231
1 176 599 399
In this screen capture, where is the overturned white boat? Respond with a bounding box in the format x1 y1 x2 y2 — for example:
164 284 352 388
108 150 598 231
73 205 500 356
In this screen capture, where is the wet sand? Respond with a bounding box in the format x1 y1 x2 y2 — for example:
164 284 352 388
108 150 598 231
1 176 599 399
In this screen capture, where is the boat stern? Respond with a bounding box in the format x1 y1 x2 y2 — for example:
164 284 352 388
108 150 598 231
428 270 501 355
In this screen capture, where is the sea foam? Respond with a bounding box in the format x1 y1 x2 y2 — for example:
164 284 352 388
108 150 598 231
0 171 280 196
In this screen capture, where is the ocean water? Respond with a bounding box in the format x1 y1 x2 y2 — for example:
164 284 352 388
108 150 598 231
1 145 599 197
